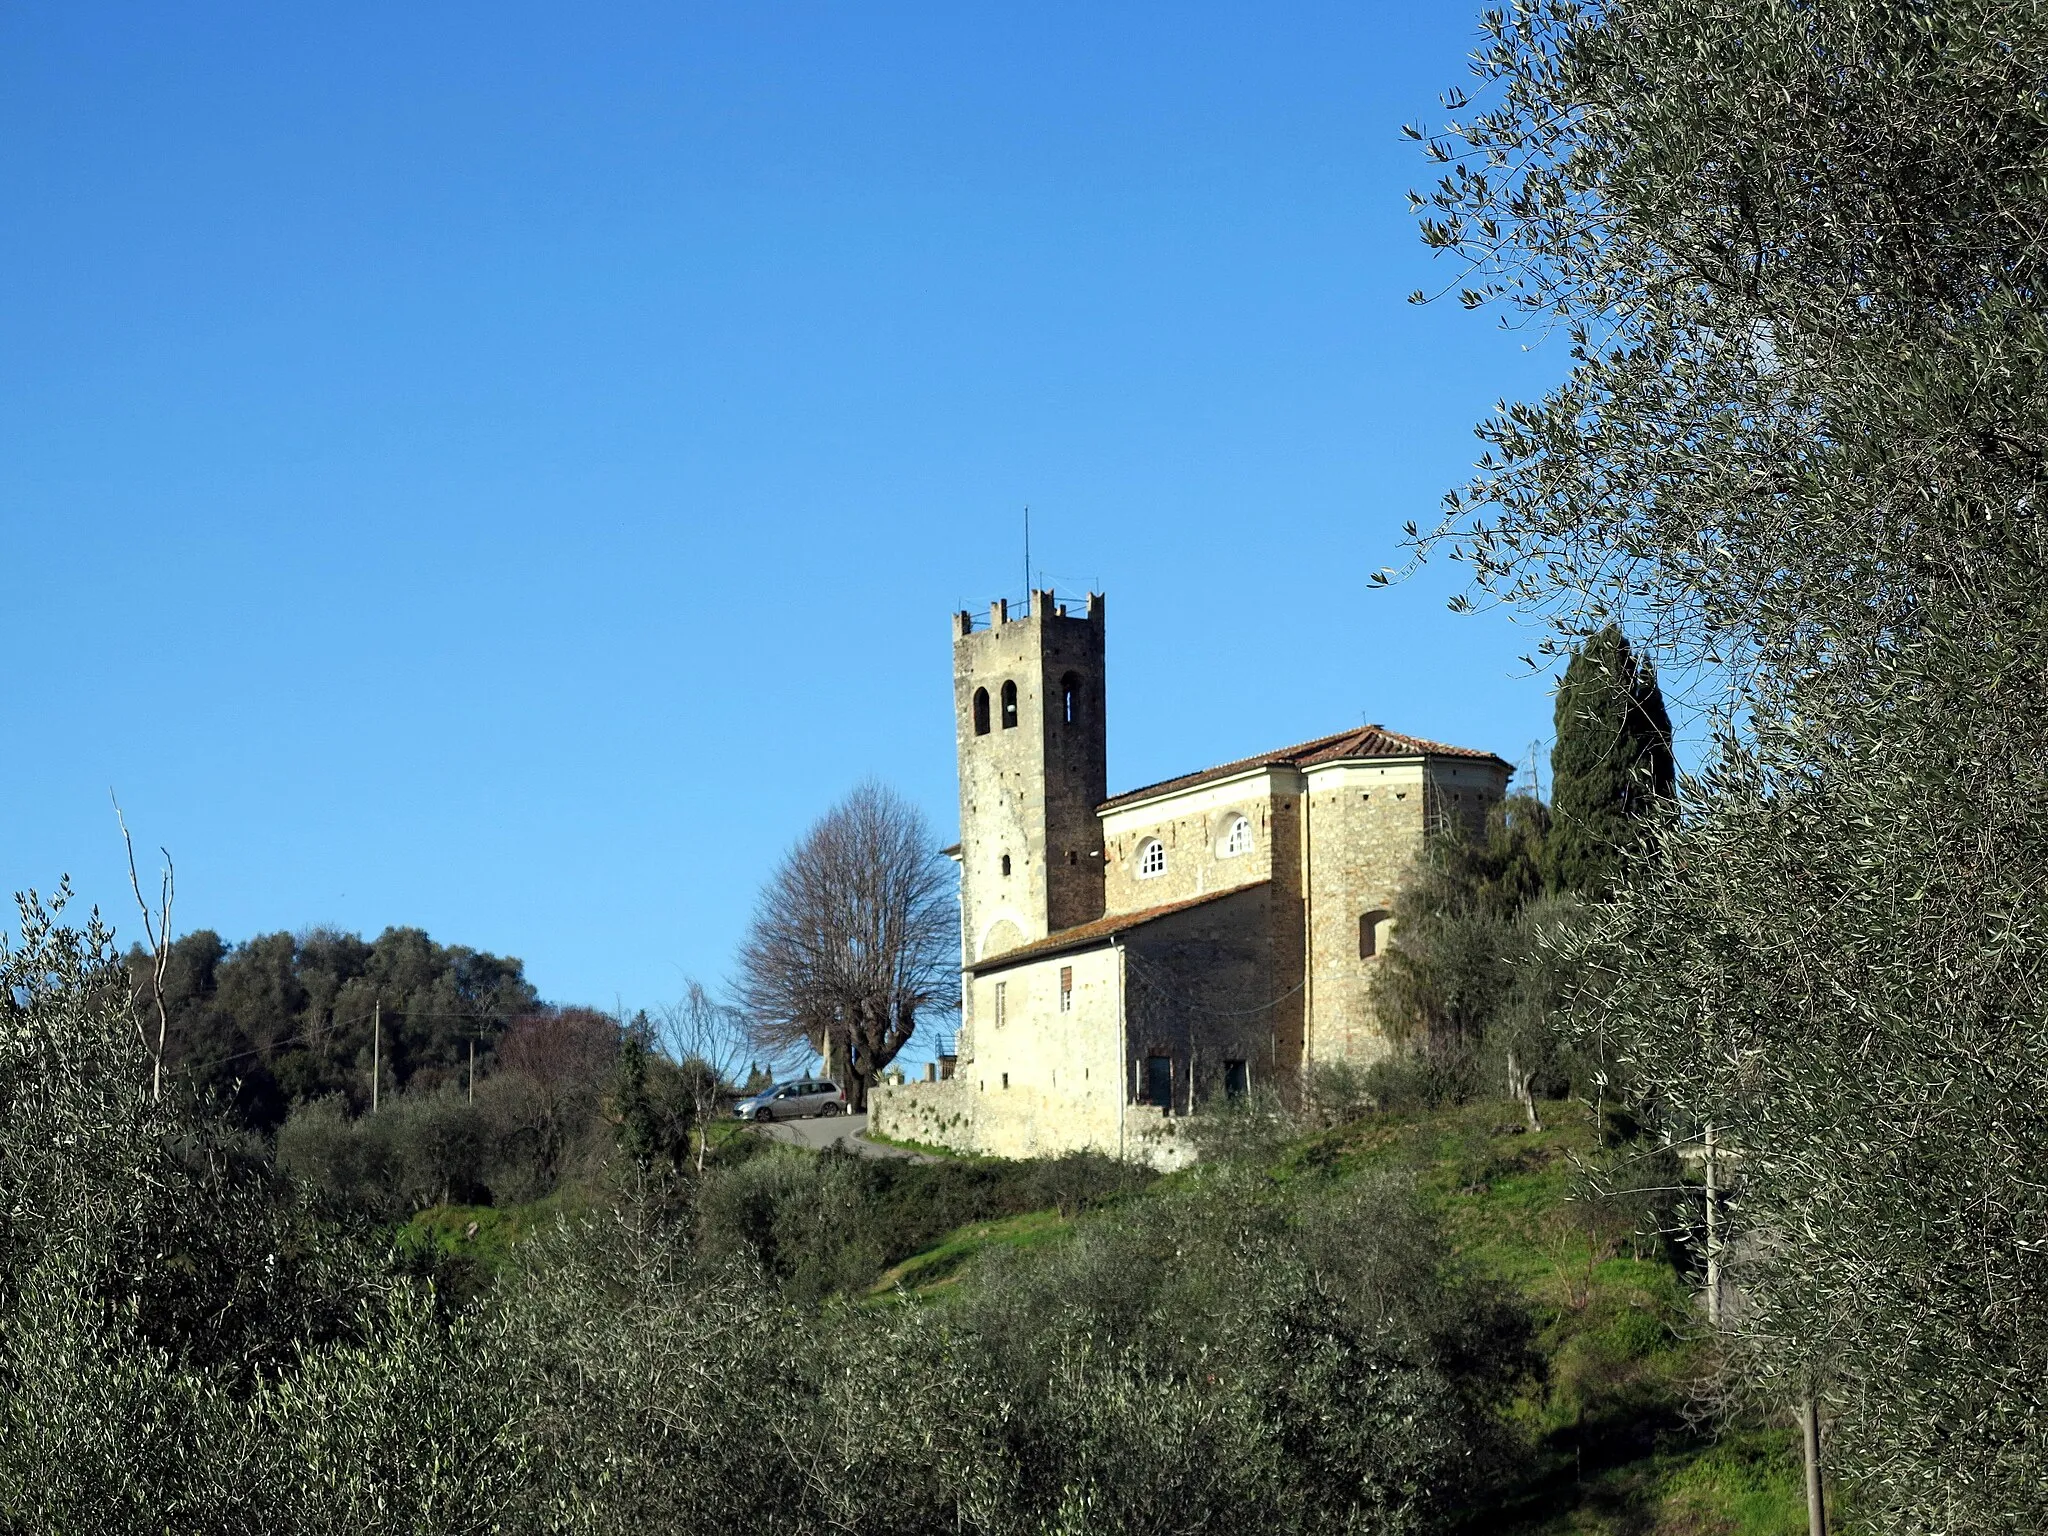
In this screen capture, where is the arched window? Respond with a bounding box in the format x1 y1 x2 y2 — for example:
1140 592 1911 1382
1220 815 1253 858
1000 680 1019 729
1000 853 1012 876
1137 839 1167 879
972 687 991 736
1359 909 1391 959
1061 672 1081 725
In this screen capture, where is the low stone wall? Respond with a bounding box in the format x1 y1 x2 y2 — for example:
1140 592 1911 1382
1121 1102 1198 1171
869 1078 1199 1170
869 1078 982 1154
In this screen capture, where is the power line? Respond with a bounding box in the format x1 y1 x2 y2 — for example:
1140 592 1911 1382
1119 950 1308 1020
170 1007 532 1076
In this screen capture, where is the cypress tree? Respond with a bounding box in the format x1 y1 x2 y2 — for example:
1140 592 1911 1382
614 1036 660 1169
1543 625 1674 896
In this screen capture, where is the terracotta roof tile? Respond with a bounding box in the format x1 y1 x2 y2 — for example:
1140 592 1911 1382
1099 725 1509 812
968 882 1268 973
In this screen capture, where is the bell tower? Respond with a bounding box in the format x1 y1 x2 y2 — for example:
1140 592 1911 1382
952 590 1107 970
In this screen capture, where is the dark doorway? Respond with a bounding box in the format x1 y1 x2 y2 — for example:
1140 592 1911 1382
1223 1059 1249 1100
1144 1055 1172 1109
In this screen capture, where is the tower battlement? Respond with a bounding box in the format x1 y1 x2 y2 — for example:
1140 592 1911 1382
954 589 1104 638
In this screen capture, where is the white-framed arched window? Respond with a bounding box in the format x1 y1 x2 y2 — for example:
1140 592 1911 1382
1220 815 1253 858
1137 839 1167 879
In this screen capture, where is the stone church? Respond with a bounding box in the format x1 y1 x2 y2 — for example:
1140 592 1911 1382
869 590 1512 1166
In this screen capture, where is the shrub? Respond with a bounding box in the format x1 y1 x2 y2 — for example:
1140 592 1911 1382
277 1094 397 1215
277 1087 493 1217
695 1145 1149 1302
954 1167 1532 1532
379 1086 491 1209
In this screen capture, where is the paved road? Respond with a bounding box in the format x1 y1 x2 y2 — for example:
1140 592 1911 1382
751 1111 930 1160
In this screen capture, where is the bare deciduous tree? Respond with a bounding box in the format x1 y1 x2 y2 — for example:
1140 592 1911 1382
490 1007 619 1191
660 979 747 1171
736 781 956 1112
112 793 174 1104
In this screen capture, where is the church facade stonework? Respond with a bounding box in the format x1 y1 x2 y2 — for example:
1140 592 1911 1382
869 591 1512 1166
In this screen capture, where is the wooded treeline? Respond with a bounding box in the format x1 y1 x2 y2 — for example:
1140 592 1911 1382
134 925 541 1129
118 924 728 1218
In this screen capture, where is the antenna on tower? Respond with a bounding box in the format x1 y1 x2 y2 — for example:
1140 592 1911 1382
1023 505 1031 604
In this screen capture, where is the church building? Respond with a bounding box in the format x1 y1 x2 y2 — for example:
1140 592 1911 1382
869 590 1513 1166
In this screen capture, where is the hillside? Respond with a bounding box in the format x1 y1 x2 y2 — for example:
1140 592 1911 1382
863 1100 1806 1535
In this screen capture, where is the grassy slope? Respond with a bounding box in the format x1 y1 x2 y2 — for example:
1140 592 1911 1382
882 1100 1806 1536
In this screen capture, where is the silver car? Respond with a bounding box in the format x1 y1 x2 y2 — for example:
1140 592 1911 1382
739 1079 845 1123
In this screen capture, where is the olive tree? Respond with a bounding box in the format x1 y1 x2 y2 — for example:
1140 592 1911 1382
736 782 956 1111
1406 2 2048 1526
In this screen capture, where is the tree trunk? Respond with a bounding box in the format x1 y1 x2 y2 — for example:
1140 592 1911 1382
1704 1122 1723 1327
1507 1048 1543 1131
1800 1397 1827 1536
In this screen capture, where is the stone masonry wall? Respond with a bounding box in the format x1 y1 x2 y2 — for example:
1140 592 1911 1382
1300 757 1511 1065
1100 773 1282 917
1121 882 1288 1110
963 943 1127 1156
875 887 1274 1169
952 592 1106 989
869 1076 982 1152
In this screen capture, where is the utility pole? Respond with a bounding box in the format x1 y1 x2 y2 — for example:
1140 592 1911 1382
371 999 381 1113
468 1037 476 1104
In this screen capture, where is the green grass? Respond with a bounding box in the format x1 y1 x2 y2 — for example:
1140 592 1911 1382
1496 1429 1807 1535
400 1202 542 1267
396 1187 595 1279
867 1208 1074 1296
699 1118 762 1156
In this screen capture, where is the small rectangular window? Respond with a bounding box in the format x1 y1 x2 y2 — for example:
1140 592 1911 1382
994 981 1007 1027
1059 966 1073 1013
1360 910 1391 959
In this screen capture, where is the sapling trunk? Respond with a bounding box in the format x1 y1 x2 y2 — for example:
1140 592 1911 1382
1801 1397 1827 1536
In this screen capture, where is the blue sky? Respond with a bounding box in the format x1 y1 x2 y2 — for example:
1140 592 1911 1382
2 3 1567 1032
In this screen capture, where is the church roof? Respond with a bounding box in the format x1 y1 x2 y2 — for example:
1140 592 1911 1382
967 882 1268 974
1099 725 1509 813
